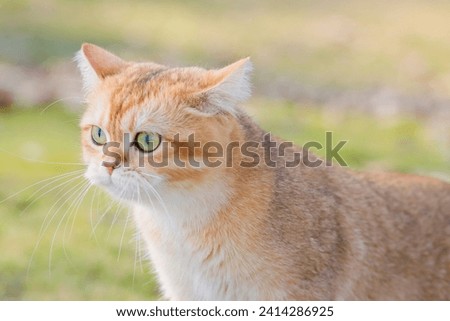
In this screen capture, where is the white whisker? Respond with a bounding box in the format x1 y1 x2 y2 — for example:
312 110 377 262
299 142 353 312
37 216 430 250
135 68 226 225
48 180 91 274
64 182 93 246
116 179 136 262
106 198 125 241
39 96 82 114
0 169 84 205
60 182 92 270
117 205 131 262
138 174 169 217
90 179 130 237
18 172 86 218
90 195 119 236
0 146 86 166
89 187 100 243
35 175 86 235
27 178 87 278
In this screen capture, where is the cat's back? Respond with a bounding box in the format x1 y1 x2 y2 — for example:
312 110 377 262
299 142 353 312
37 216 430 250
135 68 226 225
344 171 450 299
265 153 450 299
353 170 450 209
346 170 450 255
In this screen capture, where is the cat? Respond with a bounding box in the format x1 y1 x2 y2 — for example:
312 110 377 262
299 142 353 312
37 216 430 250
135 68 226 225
76 43 450 300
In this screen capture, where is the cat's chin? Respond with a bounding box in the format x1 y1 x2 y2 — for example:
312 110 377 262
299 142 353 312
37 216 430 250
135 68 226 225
104 185 140 204
95 179 149 205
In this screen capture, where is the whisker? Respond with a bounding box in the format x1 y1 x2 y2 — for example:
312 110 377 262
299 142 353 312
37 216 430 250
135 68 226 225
60 181 93 266
18 172 85 216
138 229 144 273
64 181 93 247
19 177 86 234
133 179 145 277
139 172 161 179
59 181 92 270
137 181 145 273
89 187 100 243
106 198 125 241
132 233 137 290
136 175 157 212
90 192 123 237
0 169 84 205
39 96 82 114
133 227 140 290
48 180 90 274
117 182 136 262
27 178 87 278
34 175 86 234
117 206 131 262
138 174 169 217
132 179 144 289
0 146 86 166
90 175 133 241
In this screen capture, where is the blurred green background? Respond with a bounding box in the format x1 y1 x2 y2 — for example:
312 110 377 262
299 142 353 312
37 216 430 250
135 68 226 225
0 0 449 300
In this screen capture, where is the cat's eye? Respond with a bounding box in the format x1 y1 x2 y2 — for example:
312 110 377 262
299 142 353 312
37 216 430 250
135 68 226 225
135 131 161 153
91 125 107 145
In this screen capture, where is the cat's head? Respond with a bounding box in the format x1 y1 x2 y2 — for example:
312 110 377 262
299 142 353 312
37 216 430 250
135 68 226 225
76 43 252 203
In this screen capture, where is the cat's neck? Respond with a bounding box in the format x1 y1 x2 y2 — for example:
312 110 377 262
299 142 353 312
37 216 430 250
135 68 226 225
131 164 279 300
134 172 233 230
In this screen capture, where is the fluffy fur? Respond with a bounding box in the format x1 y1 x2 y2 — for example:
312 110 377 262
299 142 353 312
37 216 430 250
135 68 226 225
77 43 450 300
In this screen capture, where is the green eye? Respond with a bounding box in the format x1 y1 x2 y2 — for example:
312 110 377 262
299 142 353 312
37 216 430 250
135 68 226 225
135 131 161 152
91 125 107 145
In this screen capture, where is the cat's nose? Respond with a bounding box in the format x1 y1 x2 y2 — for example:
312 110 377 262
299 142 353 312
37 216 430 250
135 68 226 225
104 163 116 175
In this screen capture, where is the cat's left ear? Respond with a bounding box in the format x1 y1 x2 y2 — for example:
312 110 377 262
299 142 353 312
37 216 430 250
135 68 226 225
75 43 128 93
198 58 252 114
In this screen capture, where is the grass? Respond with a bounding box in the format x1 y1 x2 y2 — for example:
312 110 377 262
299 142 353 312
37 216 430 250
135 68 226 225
2 0 450 93
0 107 159 300
250 100 450 175
0 103 448 300
247 99 449 175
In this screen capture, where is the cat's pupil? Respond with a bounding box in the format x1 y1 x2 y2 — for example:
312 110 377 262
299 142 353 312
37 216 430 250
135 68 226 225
145 134 150 145
97 128 102 138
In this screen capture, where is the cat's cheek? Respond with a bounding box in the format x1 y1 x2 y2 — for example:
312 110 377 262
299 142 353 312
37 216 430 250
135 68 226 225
84 163 111 186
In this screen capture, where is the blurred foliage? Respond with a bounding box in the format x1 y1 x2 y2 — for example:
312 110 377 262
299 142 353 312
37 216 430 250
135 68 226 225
2 0 450 93
0 108 159 300
0 0 449 300
248 100 448 174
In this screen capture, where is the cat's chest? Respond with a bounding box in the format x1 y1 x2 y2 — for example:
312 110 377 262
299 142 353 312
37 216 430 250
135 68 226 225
147 227 225 300
132 203 272 300
133 206 233 299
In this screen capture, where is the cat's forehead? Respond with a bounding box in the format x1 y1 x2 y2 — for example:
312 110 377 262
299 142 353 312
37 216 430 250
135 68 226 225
81 64 206 135
108 65 207 103
97 65 205 120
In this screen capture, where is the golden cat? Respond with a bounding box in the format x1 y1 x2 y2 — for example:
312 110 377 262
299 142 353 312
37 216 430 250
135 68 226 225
76 43 450 300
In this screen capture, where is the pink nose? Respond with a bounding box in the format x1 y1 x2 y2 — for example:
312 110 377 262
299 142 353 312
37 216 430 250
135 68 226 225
104 163 115 175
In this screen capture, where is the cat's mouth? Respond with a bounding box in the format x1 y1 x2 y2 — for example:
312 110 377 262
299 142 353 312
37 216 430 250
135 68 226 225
85 163 162 204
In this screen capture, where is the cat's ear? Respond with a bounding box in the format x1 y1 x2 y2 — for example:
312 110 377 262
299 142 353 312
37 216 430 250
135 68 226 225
75 43 128 93
198 58 252 114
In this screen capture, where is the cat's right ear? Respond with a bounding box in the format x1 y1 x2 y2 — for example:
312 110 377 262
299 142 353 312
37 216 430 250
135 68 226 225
75 43 128 93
